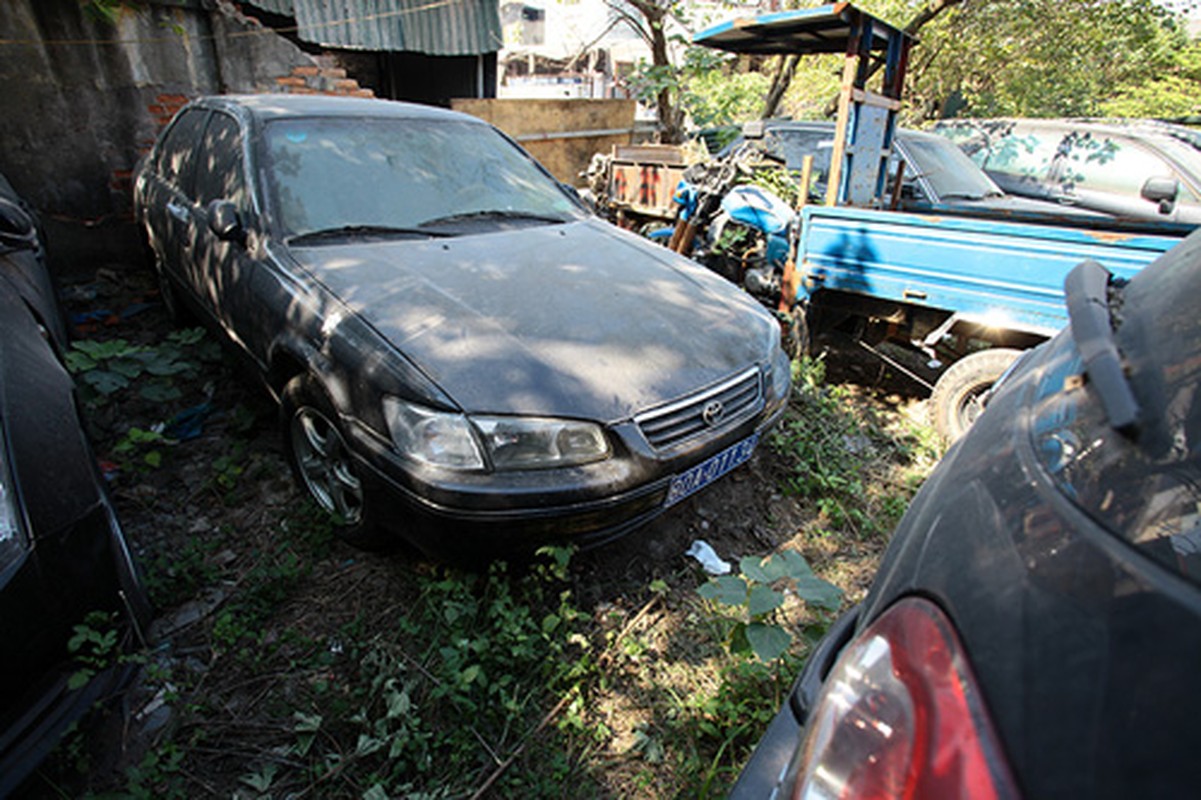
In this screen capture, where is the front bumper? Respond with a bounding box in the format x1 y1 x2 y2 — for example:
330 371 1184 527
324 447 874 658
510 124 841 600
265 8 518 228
350 399 788 560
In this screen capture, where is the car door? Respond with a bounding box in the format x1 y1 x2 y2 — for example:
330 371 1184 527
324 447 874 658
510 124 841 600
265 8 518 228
1053 131 1197 222
145 108 210 293
188 110 262 356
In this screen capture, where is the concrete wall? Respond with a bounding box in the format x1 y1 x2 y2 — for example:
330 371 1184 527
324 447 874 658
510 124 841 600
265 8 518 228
452 98 635 185
0 0 372 273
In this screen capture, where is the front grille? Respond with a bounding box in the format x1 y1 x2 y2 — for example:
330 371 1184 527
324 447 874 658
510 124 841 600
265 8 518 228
635 368 763 450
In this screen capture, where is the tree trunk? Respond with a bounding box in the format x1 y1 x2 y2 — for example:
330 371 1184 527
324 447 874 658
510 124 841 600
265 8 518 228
762 55 799 119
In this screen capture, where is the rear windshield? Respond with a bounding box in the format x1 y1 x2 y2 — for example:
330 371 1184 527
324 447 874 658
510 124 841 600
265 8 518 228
261 117 581 238
1030 232 1201 583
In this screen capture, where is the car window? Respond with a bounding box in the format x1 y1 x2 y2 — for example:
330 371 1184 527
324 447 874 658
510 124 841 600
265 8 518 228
157 108 209 195
898 135 1002 200
1059 134 1179 197
763 128 834 184
194 111 246 208
980 128 1061 182
1030 233 1201 585
261 117 582 238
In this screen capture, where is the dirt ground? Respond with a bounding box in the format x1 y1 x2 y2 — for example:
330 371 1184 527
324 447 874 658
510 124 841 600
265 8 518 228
26 261 933 798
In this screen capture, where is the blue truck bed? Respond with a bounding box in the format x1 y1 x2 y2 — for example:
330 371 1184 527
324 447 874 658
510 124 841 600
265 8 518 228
797 205 1183 336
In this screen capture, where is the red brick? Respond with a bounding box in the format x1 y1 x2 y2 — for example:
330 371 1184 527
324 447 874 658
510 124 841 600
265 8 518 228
319 67 347 79
157 93 188 105
351 88 375 98
331 78 358 91
292 65 320 77
275 76 306 87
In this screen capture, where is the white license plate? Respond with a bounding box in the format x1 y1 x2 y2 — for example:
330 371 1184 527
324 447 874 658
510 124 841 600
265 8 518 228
664 434 758 508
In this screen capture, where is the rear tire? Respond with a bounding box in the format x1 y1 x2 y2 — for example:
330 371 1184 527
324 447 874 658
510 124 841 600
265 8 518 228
280 375 392 551
930 348 1022 445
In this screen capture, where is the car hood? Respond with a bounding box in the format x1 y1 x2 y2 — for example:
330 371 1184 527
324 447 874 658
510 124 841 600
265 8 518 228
288 219 775 421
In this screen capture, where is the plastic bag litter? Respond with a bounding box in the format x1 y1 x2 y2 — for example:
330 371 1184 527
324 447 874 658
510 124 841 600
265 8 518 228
686 539 732 575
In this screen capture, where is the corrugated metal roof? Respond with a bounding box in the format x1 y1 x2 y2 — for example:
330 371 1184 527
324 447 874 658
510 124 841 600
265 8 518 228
244 0 502 55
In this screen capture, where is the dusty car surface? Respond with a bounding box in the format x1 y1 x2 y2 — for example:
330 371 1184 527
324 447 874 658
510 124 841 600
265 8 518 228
732 227 1201 798
134 95 790 557
932 118 1201 224
0 176 150 795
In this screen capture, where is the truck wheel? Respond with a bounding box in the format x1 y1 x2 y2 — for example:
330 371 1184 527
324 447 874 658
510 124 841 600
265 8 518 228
930 348 1021 444
280 375 392 551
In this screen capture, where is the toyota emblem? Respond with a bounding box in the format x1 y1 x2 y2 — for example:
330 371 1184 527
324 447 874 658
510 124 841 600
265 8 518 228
702 400 725 427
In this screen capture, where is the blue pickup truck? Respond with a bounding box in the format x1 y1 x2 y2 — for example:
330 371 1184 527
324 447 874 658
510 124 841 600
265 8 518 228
693 6 1194 442
794 204 1184 439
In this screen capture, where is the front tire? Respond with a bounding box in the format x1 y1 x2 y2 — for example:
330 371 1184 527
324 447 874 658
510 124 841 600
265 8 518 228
280 375 390 550
929 348 1022 445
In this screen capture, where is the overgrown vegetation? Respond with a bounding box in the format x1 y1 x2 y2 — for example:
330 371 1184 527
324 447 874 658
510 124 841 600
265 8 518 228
34 271 940 798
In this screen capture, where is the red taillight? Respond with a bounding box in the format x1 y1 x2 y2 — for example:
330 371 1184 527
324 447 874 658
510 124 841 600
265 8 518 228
783 598 1018 800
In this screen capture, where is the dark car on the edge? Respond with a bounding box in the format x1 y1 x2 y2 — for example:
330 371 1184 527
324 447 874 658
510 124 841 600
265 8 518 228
133 95 790 557
0 175 150 795
731 227 1201 798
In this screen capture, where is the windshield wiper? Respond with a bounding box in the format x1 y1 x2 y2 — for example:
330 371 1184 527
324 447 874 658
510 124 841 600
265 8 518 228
287 224 455 245
417 210 570 228
1064 259 1139 431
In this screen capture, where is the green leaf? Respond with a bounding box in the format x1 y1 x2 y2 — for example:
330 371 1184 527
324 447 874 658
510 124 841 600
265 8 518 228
747 585 784 617
67 668 95 691
386 688 411 718
143 450 162 468
697 574 748 607
794 575 844 611
83 369 129 395
354 734 384 757
109 358 145 380
459 663 482 686
727 621 752 657
139 382 182 402
777 549 816 581
293 711 323 732
746 622 792 662
362 785 390 800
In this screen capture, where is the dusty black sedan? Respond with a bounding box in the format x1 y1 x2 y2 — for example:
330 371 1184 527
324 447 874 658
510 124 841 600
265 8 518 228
134 95 789 556
732 229 1201 798
0 176 150 795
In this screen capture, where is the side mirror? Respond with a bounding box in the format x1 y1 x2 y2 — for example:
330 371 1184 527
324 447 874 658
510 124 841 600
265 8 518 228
207 199 246 244
0 197 37 251
1141 176 1179 215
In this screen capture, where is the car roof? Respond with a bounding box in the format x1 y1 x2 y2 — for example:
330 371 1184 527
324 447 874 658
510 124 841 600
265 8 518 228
190 94 481 125
754 118 937 144
934 117 1201 150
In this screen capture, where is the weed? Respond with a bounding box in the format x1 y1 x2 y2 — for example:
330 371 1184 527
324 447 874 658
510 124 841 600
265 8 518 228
698 550 842 662
65 328 216 410
770 354 936 539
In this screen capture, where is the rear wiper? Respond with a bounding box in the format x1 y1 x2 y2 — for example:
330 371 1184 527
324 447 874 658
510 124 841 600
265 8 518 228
288 224 455 244
417 210 570 228
1064 259 1139 431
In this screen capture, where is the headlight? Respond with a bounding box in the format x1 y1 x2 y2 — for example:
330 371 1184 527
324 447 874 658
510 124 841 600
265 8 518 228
383 397 485 470
770 343 792 402
473 416 609 469
383 399 610 471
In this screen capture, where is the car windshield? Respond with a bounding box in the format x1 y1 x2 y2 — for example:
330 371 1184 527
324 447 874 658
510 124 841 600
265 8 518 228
1029 232 1201 585
262 117 582 240
901 135 1003 200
